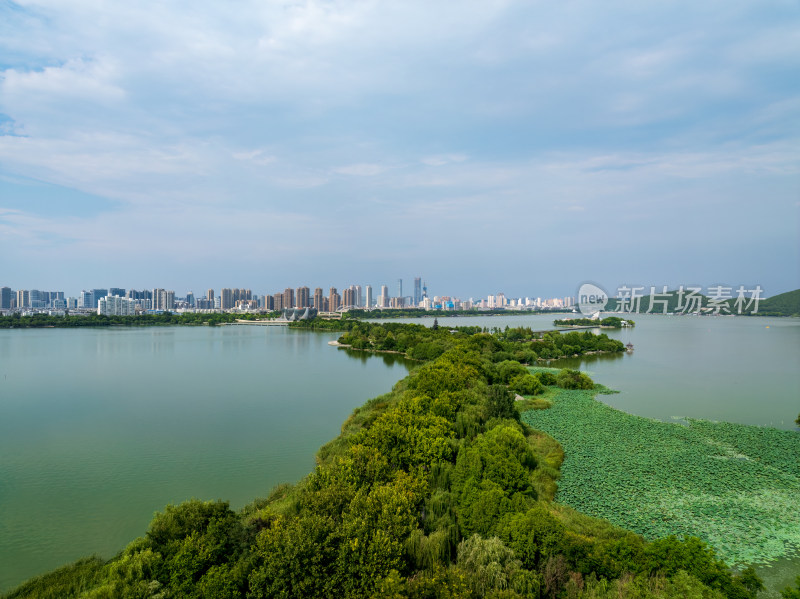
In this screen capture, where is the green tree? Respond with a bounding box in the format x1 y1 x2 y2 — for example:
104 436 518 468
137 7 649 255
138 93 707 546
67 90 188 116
509 374 544 396
782 576 800 599
556 368 594 390
487 385 518 421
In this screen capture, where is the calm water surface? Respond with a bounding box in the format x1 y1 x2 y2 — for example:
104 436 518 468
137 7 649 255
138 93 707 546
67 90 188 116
379 312 800 429
0 325 410 591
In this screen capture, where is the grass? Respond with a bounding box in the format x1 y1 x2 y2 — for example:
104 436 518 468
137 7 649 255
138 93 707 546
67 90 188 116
520 379 800 567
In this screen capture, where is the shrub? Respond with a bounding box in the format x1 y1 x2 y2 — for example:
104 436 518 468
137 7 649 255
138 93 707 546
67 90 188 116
509 374 544 396
556 369 594 390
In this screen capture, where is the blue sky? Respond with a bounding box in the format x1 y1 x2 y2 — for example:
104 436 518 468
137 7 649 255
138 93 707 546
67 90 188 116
1 0 798 299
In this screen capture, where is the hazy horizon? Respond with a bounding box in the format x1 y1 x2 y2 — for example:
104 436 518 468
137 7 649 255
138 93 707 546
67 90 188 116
2 1 798 299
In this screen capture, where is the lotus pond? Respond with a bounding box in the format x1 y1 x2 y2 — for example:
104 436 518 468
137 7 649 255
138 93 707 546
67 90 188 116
521 368 800 568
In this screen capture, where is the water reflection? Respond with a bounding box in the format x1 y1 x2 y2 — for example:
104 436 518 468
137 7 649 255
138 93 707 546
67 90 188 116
548 351 628 370
341 347 415 369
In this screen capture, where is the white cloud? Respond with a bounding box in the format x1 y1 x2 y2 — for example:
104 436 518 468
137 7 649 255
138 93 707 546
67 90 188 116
0 0 797 294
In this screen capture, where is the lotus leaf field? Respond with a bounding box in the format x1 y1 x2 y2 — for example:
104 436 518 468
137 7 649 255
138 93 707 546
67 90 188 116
521 368 800 567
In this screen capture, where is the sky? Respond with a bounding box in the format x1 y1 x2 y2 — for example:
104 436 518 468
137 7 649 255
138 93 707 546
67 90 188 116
1 0 798 300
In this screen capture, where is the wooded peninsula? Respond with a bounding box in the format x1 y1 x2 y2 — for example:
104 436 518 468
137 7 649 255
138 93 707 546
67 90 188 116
4 320 799 599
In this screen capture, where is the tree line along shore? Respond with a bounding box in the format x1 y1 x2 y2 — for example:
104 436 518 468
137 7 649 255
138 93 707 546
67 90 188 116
4 319 800 599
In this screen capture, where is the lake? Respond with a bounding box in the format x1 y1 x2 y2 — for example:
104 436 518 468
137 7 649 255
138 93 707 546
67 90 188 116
376 312 800 430
1 314 798 593
0 325 410 591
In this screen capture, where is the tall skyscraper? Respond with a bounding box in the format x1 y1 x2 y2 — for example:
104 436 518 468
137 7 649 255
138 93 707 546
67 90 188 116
414 277 422 306
273 293 284 311
313 287 324 310
152 288 165 310
0 287 11 309
221 288 234 310
397 279 403 300
380 285 388 308
329 287 340 312
283 288 295 311
207 289 215 302
343 286 355 308
355 285 362 308
365 285 373 310
296 286 310 308
109 288 125 297
186 291 195 307
314 287 325 312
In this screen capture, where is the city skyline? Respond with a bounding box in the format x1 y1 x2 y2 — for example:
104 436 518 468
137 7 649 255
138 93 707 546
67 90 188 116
0 279 577 313
1 2 797 298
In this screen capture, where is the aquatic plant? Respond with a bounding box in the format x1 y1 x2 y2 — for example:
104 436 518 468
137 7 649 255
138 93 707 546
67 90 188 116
521 385 800 567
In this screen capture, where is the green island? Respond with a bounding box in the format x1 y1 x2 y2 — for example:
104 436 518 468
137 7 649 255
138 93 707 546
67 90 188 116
553 317 634 328
5 320 799 599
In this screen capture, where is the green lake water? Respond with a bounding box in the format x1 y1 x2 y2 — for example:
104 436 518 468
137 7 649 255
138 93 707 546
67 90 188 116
1 315 798 594
0 325 410 592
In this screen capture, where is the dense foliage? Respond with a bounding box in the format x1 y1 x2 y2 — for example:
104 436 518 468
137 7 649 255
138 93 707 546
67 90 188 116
756 289 800 317
3 322 768 599
0 311 280 329
292 319 626 364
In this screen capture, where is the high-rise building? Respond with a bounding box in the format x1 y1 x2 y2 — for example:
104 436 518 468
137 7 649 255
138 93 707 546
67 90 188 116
380 285 389 308
0 287 11 309
343 286 355 308
29 289 46 308
283 288 295 311
221 288 234 310
207 289 215 302
355 285 362 308
109 288 125 297
98 295 136 316
414 277 422 306
264 295 274 311
16 289 30 308
186 291 195 307
273 293 284 311
151 289 174 311
296 286 310 308
397 279 403 301
152 288 165 310
313 287 324 310
329 287 340 312
79 290 93 309
365 285 373 310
